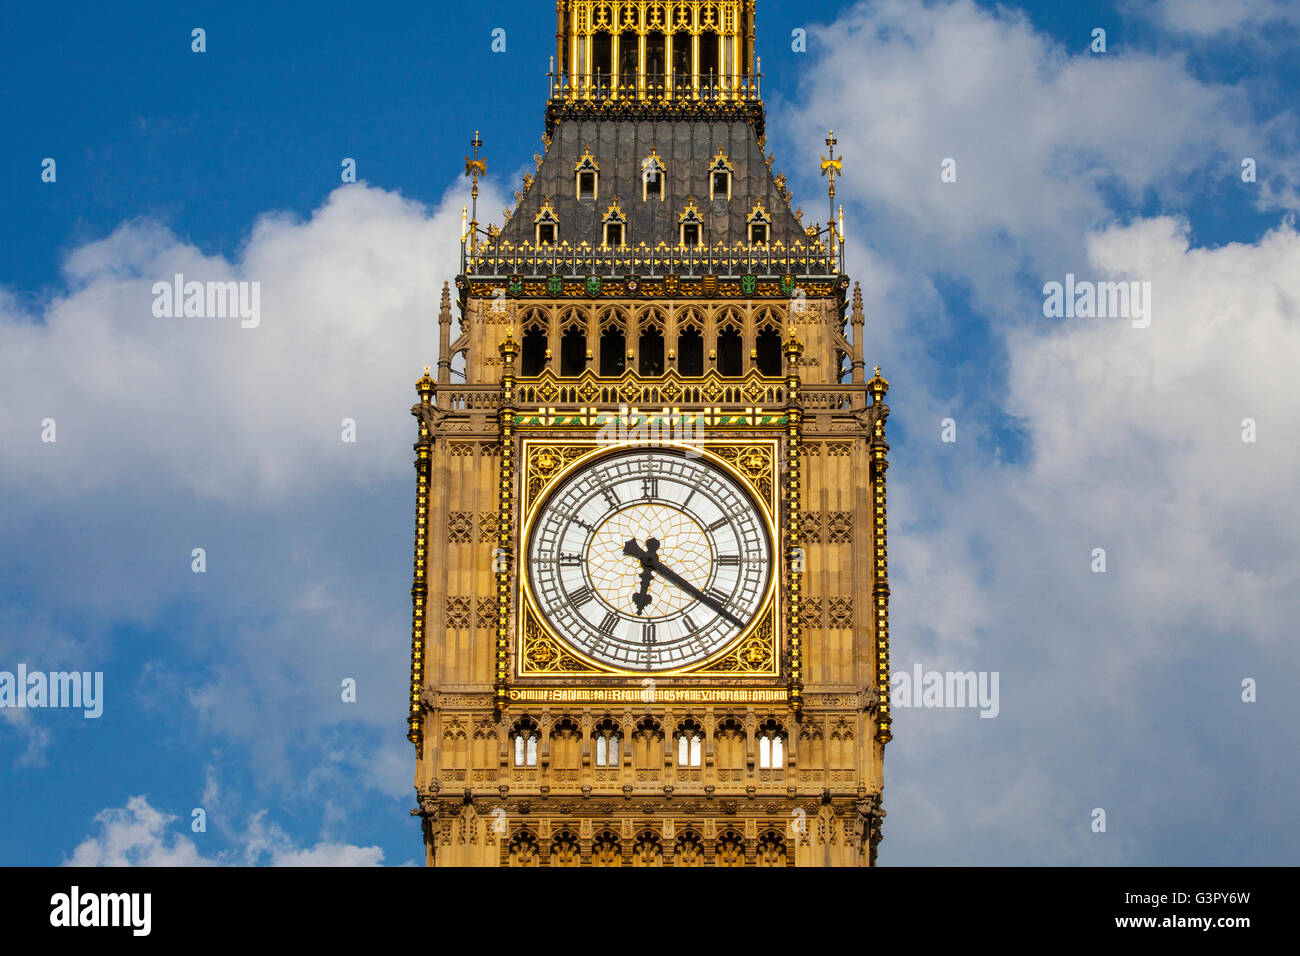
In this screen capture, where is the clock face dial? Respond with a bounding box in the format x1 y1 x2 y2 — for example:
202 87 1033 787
527 449 772 671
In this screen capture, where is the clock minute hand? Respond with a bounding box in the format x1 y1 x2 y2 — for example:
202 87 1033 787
647 555 748 631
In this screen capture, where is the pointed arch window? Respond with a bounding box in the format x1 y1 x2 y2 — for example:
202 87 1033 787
593 717 623 767
754 324 783 376
675 719 703 767
757 719 787 769
641 148 666 201
709 148 734 201
747 203 772 245
511 717 540 767
716 324 743 376
575 147 599 200
534 200 559 246
676 325 704 376
559 323 586 377
678 200 704 248
602 200 627 248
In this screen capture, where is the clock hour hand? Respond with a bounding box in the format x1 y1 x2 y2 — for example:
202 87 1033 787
625 537 746 630
623 537 660 615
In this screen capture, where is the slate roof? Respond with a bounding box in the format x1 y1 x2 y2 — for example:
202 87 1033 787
495 116 810 251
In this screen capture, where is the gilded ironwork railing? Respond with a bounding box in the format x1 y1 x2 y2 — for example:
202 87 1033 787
464 239 836 278
549 71 761 103
434 375 866 413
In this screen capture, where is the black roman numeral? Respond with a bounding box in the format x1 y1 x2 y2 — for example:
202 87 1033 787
707 517 729 532
598 611 619 635
641 623 657 645
682 614 698 634
642 477 659 499
717 554 740 566
567 586 594 607
559 553 582 566
601 487 620 509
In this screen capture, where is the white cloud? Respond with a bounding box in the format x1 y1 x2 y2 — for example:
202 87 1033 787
66 796 211 866
780 0 1300 863
1 177 505 817
0 180 500 504
65 795 385 867
1135 0 1300 37
779 0 1291 324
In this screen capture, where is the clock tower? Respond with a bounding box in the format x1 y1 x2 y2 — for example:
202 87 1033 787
409 0 892 866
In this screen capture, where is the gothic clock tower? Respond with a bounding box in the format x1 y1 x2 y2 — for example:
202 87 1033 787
409 0 892 866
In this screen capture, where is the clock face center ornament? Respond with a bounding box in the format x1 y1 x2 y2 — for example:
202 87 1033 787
587 503 711 617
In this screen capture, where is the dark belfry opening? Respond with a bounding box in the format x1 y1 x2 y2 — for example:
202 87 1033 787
717 327 743 376
520 327 548 376
593 31 612 88
699 32 719 90
639 327 664 376
600 327 626 376
677 328 704 376
619 38 637 91
560 327 586 376
646 31 665 93
755 327 783 376
672 35 691 89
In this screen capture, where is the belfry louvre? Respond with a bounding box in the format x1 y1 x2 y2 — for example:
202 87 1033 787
409 0 891 866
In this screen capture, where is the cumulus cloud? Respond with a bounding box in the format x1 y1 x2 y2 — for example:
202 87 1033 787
65 795 384 866
66 796 211 867
779 0 1300 863
1 177 505 812
1 181 484 503
778 0 1295 326
1134 0 1300 37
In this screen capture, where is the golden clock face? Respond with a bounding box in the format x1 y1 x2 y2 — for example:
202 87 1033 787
526 449 772 671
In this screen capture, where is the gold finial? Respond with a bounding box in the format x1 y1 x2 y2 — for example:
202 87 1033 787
784 326 805 358
465 132 486 256
820 130 843 233
867 364 890 400
424 364 431 376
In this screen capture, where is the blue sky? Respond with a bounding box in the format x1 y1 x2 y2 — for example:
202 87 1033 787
2 0 1298 865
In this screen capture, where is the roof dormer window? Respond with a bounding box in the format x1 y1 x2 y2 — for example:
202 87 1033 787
679 200 704 248
534 199 560 245
641 148 666 201
575 147 599 200
747 203 772 245
602 200 627 248
708 148 734 201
